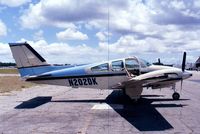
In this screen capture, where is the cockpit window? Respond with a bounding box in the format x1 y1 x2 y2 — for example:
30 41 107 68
139 58 151 68
91 63 109 72
125 59 139 69
125 58 140 76
112 60 124 71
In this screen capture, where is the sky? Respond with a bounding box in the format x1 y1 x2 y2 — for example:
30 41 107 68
0 0 200 65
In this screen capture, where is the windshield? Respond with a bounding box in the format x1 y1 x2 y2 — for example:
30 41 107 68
125 59 139 69
125 58 140 76
138 58 151 68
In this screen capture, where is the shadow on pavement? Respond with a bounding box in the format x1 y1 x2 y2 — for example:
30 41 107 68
14 90 189 131
105 90 188 131
15 96 52 109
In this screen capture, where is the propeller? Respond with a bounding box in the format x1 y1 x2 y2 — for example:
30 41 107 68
182 52 186 72
180 52 186 93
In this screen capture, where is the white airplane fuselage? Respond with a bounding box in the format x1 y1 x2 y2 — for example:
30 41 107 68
26 63 192 90
9 42 192 100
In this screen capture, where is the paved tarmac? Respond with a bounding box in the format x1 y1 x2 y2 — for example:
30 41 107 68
0 71 200 134
0 74 19 76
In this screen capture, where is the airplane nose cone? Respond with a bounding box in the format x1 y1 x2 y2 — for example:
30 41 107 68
183 71 192 79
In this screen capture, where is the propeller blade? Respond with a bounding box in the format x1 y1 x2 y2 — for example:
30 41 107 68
182 52 186 72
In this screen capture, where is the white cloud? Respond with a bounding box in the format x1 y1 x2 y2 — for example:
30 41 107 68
1 36 200 64
15 0 200 63
19 0 129 30
20 2 76 29
20 0 200 30
0 43 13 62
0 20 7 36
56 28 88 41
96 31 111 42
96 32 106 42
33 30 44 41
99 35 167 54
19 0 200 39
146 0 200 25
40 0 108 22
0 0 30 7
15 39 107 64
194 0 200 8
20 3 45 29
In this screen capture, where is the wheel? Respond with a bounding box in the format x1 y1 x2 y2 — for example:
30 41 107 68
172 92 180 100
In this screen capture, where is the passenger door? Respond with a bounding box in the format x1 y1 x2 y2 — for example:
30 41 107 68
125 58 140 76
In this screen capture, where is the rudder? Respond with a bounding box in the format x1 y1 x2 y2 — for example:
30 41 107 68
9 42 48 68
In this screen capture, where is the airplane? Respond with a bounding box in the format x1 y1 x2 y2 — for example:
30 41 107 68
9 42 192 101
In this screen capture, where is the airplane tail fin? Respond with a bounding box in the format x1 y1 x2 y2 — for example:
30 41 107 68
9 42 50 77
9 42 48 68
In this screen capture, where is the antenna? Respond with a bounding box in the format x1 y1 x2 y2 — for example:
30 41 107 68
107 1 110 62
107 1 110 134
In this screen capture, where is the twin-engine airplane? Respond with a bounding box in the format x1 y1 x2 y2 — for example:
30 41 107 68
9 42 192 100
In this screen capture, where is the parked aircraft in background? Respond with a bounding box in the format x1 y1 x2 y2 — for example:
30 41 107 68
9 42 192 100
153 58 173 67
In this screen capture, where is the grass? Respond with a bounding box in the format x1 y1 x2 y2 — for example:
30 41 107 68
0 76 36 93
0 68 18 74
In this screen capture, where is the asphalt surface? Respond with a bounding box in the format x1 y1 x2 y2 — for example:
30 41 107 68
0 74 19 76
0 71 200 134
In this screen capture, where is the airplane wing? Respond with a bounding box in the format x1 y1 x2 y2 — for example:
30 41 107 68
136 74 180 88
116 68 182 90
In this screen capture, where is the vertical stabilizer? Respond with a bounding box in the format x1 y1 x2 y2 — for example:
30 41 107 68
9 42 51 77
9 42 48 68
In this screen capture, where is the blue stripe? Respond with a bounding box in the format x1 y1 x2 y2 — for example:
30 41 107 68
19 65 73 77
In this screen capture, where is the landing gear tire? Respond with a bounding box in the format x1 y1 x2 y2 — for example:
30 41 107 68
172 92 180 100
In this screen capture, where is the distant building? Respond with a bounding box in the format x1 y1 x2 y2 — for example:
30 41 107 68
195 56 200 70
186 63 196 70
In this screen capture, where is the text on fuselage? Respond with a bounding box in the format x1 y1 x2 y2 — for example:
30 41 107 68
68 77 98 86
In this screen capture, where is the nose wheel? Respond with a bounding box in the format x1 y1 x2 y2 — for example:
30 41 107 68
172 92 180 100
172 84 180 100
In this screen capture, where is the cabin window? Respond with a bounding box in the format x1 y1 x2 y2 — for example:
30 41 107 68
112 60 124 71
91 63 109 72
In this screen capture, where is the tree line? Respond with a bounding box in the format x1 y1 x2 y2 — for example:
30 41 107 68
0 62 16 66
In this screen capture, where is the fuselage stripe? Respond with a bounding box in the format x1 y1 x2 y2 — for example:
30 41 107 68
26 73 127 81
